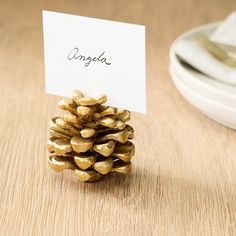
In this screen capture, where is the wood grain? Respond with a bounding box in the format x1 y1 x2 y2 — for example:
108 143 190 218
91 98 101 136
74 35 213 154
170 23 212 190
0 0 236 235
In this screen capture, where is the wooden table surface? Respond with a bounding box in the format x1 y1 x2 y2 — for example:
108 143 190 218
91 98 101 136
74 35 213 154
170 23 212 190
1 0 236 235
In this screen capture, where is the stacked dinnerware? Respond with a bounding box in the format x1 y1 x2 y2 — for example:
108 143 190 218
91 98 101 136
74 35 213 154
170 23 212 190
169 19 236 130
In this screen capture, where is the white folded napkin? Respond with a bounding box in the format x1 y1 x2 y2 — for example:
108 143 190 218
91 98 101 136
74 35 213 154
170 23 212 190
210 12 236 53
174 13 236 86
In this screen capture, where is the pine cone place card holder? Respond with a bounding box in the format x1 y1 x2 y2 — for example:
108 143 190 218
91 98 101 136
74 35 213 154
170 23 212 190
42 11 146 182
47 90 135 182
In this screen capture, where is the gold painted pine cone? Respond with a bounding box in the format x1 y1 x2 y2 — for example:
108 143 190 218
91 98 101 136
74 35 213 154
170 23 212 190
47 90 135 182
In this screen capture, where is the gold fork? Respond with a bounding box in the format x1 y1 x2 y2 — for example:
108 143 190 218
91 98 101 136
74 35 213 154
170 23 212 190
197 35 236 67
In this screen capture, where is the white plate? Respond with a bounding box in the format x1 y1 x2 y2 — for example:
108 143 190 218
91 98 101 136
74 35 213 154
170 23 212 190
170 66 236 129
170 23 236 109
170 61 236 108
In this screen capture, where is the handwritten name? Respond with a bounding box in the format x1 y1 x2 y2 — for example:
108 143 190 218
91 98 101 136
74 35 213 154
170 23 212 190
67 47 111 67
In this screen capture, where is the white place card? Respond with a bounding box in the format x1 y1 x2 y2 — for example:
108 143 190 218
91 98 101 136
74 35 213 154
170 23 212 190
42 10 146 113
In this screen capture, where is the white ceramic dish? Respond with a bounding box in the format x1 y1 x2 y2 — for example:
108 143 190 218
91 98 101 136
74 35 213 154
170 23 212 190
170 66 236 129
170 61 236 108
170 23 236 109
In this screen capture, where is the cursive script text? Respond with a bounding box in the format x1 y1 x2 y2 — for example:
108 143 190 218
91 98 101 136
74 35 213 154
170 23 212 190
67 47 111 67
